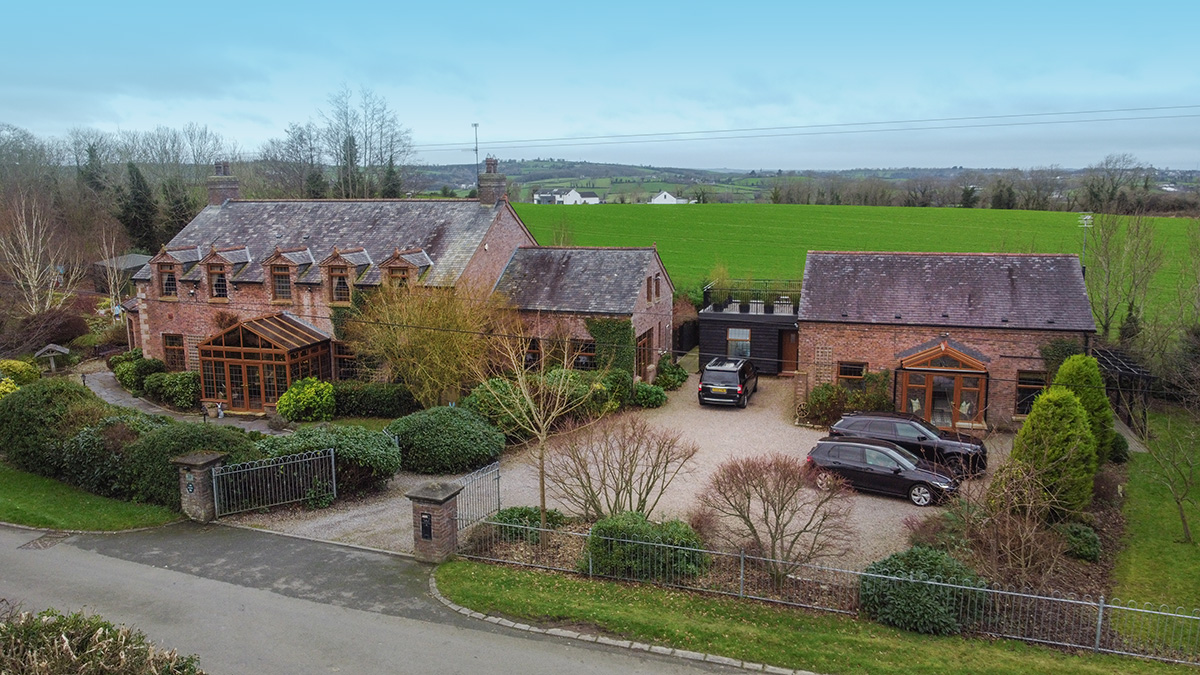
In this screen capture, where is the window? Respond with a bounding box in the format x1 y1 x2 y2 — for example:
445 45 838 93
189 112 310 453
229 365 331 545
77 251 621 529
388 266 409 287
864 448 899 470
334 342 356 380
654 273 661 300
525 339 541 368
163 334 186 371
726 328 751 358
330 266 351 302
272 266 292 301
646 276 652 302
1016 370 1048 416
837 361 866 389
573 341 597 370
158 265 177 297
209 264 228 298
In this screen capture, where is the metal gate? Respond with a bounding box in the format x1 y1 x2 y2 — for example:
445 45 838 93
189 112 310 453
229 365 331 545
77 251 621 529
213 449 336 517
455 461 500 530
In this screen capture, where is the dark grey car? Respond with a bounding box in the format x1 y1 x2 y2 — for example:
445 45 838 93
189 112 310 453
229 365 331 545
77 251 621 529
829 411 988 476
806 436 959 506
697 357 758 408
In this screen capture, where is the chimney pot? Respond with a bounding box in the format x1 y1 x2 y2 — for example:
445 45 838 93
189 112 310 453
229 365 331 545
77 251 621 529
207 161 240 205
477 157 505 206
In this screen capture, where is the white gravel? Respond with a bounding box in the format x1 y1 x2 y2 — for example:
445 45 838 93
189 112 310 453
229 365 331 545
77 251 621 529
230 372 1012 570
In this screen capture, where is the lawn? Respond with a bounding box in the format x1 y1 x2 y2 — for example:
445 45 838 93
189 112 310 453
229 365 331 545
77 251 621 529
435 561 1193 675
0 462 179 531
512 203 1193 314
1112 409 1200 610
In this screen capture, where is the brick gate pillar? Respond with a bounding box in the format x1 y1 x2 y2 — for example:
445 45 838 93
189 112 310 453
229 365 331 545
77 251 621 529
407 482 464 564
171 451 226 523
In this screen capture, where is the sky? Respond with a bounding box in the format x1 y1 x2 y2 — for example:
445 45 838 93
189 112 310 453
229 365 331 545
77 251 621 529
3 1 1198 171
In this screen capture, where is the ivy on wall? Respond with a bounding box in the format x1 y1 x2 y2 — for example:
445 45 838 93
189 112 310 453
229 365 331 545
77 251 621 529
586 318 635 375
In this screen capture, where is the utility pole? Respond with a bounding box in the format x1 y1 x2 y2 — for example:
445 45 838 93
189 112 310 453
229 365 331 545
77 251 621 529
1079 213 1093 278
472 123 480 181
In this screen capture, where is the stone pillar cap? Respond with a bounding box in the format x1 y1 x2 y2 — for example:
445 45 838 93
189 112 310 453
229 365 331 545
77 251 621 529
406 481 464 504
170 450 227 469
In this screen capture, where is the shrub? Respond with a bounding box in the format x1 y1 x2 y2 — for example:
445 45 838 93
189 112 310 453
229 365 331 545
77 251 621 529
61 413 171 498
492 506 567 544
1009 387 1098 514
143 371 201 410
257 424 401 494
1056 522 1101 562
332 381 421 419
1053 355 1116 463
0 359 40 385
0 378 99 478
113 360 139 391
123 423 260 509
581 512 710 581
460 377 531 440
113 356 166 395
600 369 633 408
632 382 667 408
653 355 689 391
1109 429 1130 464
275 377 334 422
107 347 142 370
0 377 17 401
803 383 848 426
386 406 504 474
860 546 987 635
0 606 204 674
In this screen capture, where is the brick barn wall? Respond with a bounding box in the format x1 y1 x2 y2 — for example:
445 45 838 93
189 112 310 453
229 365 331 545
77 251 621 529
458 205 536 290
796 322 1090 429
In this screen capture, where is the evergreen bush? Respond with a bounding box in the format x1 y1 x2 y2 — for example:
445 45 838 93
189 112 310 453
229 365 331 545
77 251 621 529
257 424 401 494
632 382 667 408
61 413 171 498
1009 387 1098 514
581 512 710 581
492 506 567 544
122 423 260 509
0 377 18 401
1056 522 1101 562
143 371 201 410
332 381 421 419
859 546 987 635
461 377 531 440
1109 432 1130 464
1053 355 1116 463
386 406 504 474
107 347 142 370
653 355 689 391
275 377 335 422
0 359 40 385
0 378 99 478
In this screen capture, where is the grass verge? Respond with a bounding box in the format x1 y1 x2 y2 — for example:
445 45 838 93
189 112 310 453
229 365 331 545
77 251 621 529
435 560 1192 675
0 462 179 531
1113 409 1200 610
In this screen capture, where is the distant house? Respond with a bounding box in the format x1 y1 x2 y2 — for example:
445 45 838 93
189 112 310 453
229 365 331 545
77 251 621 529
794 252 1095 430
650 191 689 205
532 188 600 205
93 253 152 295
493 246 674 381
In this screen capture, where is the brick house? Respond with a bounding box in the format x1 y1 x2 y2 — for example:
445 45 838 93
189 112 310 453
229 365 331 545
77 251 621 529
795 252 1095 430
130 160 533 412
492 246 674 381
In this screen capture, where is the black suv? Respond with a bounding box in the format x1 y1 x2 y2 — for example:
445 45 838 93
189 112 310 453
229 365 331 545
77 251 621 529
697 357 758 408
806 436 959 506
829 411 987 476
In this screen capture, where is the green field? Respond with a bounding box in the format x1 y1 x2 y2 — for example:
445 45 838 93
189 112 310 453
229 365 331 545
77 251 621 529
513 203 1192 311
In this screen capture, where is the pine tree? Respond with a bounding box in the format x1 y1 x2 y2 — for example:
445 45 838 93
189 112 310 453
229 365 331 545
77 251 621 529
160 176 197 241
80 143 107 193
380 157 402 198
304 169 327 199
1010 386 1098 514
1052 354 1117 463
116 162 159 252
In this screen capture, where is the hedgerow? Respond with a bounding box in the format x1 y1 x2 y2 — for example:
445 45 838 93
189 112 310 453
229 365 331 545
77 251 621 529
581 512 710 581
257 425 400 494
122 424 260 510
386 406 504 474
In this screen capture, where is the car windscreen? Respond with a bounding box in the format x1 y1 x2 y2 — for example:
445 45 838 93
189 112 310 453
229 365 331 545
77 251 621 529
913 418 942 436
702 370 740 386
891 445 922 468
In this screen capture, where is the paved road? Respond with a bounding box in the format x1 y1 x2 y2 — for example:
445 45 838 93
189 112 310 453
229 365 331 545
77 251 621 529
0 523 734 675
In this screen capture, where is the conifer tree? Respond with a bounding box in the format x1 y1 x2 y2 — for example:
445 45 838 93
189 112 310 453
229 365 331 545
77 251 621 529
116 162 159 252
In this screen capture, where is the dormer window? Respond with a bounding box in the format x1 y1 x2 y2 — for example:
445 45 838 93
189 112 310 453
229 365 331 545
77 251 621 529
210 264 228 298
330 266 351 302
388 267 410 287
272 265 292 301
159 264 177 297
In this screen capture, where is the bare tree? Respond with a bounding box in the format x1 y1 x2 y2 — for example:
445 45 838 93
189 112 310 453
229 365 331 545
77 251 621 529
1143 422 1198 544
700 454 852 580
1083 153 1149 213
0 192 86 317
1085 212 1165 340
545 415 697 520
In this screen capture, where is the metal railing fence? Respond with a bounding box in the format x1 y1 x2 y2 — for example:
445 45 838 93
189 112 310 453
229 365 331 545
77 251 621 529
459 521 1200 665
454 462 501 531
213 449 336 517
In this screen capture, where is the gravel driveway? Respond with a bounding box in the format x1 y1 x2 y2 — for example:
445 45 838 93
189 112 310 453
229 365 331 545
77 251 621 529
230 373 1010 570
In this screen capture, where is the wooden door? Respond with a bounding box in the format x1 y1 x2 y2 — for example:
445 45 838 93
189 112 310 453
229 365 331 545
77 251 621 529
779 330 798 372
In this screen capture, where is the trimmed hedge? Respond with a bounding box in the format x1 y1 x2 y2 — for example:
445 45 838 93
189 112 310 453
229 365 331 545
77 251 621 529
61 413 172 498
332 381 421 419
276 377 334 422
860 546 987 635
143 371 201 410
632 382 667 408
113 357 166 395
386 406 504 474
257 425 400 495
580 512 710 581
122 424 261 509
0 378 99 477
493 506 567 544
0 358 40 385
802 371 893 426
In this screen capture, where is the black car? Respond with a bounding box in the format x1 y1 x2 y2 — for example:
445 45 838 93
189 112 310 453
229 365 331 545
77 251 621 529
697 357 758 408
829 411 988 476
806 436 959 506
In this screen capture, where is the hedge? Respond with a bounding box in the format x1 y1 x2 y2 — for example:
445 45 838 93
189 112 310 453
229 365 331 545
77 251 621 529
653 355 689 391
122 424 261 510
257 425 401 495
143 371 201 410
61 413 172 498
1009 387 1097 514
0 358 40 385
580 512 710 581
276 377 334 422
492 506 567 544
332 381 421 419
1052 355 1116 463
0 377 18 401
802 371 892 426
113 357 166 395
860 546 987 635
386 406 504 474
632 382 667 408
0 378 101 478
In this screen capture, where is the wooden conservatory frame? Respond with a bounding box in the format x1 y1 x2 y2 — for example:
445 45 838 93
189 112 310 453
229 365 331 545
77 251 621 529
198 313 332 412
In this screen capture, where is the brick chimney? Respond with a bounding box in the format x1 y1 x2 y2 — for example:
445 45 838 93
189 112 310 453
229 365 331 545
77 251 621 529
477 157 505 206
207 161 240 205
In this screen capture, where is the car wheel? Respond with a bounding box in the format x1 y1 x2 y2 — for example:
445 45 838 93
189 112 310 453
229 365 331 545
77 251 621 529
908 483 934 507
736 394 748 408
816 472 836 491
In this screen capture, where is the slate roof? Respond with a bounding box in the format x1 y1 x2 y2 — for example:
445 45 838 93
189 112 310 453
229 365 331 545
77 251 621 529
577 191 600 199
797 252 1096 332
494 247 663 315
132 199 511 287
94 254 151 271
